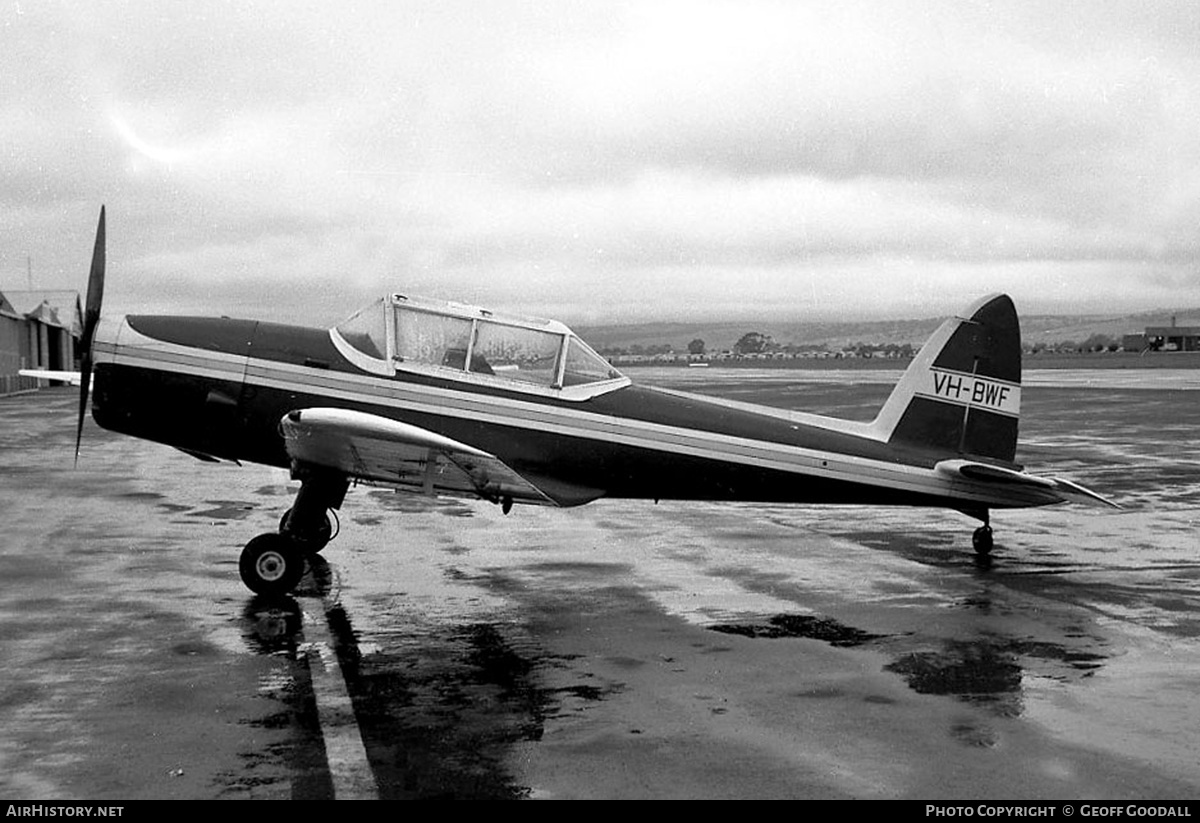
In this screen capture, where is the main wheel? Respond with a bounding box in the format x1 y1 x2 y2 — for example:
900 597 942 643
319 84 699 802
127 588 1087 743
972 525 994 556
279 507 336 554
239 533 306 596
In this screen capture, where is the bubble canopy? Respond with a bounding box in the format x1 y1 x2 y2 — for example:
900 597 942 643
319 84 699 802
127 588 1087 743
331 294 628 399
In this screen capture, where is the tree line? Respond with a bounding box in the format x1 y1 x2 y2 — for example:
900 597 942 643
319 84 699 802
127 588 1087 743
599 332 916 359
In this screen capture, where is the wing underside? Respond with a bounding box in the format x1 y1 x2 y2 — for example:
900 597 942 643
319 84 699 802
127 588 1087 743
279 407 558 506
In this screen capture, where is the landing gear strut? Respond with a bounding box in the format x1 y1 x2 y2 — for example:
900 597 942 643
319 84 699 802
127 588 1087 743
238 467 349 596
279 506 339 553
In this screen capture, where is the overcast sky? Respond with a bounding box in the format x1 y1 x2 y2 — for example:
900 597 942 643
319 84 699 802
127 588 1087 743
2 1 1198 326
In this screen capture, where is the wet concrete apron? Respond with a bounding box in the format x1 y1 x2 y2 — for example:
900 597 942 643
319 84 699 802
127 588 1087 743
3 376 1200 799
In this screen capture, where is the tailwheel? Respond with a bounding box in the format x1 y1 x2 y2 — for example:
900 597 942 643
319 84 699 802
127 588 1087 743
239 533 306 597
972 524 994 556
279 507 338 554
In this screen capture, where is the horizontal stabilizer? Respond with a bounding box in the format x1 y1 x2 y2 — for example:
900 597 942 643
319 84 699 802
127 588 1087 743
936 459 1056 488
1046 476 1121 509
936 459 1119 508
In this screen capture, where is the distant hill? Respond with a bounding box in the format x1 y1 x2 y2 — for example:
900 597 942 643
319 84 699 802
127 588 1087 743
575 308 1200 353
1019 310 1200 345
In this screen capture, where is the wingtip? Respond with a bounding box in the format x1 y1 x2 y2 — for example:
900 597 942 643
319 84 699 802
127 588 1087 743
1050 476 1121 509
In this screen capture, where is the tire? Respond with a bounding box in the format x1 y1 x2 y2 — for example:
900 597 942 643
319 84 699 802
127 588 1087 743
972 526 994 556
239 533 306 597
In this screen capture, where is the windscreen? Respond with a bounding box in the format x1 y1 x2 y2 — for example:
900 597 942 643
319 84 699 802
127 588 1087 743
562 336 622 386
335 300 388 360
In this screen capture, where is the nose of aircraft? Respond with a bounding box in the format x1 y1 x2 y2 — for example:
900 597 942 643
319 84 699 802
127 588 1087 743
90 313 123 352
85 313 131 435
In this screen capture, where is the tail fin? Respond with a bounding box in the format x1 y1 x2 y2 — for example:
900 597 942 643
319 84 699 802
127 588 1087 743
871 294 1022 464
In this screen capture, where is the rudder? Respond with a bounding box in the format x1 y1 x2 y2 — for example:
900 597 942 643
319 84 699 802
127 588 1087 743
871 294 1022 464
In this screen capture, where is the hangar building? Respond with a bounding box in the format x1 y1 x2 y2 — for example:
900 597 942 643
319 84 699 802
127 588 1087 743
1120 317 1200 353
0 290 82 395
1144 318 1200 352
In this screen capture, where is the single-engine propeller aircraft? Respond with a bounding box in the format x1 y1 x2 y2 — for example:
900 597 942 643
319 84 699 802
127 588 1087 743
40 208 1116 596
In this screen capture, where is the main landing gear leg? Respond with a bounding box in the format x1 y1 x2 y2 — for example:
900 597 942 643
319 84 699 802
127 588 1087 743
972 511 994 557
279 469 347 554
238 468 349 597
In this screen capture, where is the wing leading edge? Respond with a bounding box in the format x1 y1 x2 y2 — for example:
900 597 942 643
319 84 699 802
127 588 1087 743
279 407 558 507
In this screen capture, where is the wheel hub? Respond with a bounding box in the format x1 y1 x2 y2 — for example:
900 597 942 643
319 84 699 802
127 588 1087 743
255 551 287 582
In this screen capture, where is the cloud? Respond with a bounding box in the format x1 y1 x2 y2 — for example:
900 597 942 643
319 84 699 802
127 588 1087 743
3 0 1199 325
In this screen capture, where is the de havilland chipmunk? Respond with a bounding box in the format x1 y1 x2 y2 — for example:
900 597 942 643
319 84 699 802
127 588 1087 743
29 208 1116 596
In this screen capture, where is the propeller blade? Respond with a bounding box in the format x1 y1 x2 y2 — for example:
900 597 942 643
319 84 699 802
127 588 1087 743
75 206 105 465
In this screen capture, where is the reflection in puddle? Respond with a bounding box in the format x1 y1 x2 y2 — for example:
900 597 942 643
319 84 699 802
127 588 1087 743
241 598 302 655
237 585 564 798
329 612 548 799
231 597 325 799
884 636 1107 718
365 490 476 518
707 613 887 646
703 609 1109 721
187 500 258 520
886 643 1025 716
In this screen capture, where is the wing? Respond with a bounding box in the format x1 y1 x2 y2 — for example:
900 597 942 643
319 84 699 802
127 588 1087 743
278 407 558 507
936 459 1120 508
19 369 86 386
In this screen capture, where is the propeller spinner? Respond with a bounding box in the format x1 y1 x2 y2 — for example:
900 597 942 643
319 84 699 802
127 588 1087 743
75 206 105 464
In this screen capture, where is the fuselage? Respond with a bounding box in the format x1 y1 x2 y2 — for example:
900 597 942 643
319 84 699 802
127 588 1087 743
90 313 1064 513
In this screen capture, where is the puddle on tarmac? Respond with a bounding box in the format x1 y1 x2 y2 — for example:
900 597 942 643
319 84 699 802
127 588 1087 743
883 636 1107 717
187 500 258 520
707 613 888 647
364 490 476 518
